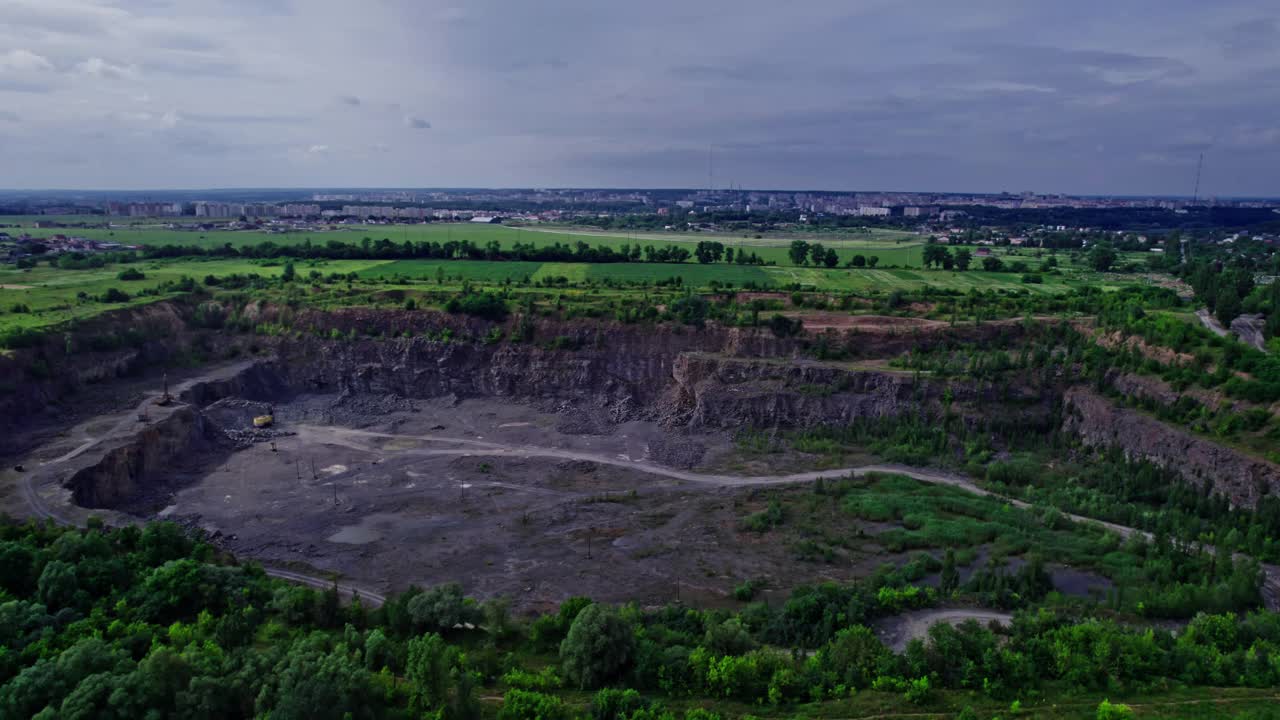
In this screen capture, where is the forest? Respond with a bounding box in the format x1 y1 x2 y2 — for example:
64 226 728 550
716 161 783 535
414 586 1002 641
3 512 1280 720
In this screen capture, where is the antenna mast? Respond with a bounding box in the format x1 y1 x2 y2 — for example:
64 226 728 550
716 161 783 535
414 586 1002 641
707 146 714 194
1193 153 1204 201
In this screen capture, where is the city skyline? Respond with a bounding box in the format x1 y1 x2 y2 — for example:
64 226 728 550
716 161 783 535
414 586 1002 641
0 1 1277 195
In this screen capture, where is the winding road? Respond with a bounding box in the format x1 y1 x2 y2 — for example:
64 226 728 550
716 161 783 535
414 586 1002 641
18 404 1280 615
298 423 1280 609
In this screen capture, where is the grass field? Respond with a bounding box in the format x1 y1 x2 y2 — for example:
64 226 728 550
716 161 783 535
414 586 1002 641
10 222 929 267
0 251 1159 337
7 217 1141 271
0 214 1160 338
0 258 382 331
358 258 1144 294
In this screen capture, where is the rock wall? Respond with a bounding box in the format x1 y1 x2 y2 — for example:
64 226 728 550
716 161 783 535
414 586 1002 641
259 321 745 416
1062 386 1280 508
663 353 1052 429
63 405 225 509
0 301 249 456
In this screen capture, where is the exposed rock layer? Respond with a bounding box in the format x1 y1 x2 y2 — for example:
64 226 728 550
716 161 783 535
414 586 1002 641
7 300 1275 510
1063 386 1280 507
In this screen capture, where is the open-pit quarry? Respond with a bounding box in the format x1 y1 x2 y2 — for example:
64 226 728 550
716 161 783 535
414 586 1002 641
4 301 1280 625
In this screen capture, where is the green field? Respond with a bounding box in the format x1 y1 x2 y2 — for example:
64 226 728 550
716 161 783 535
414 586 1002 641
0 214 1160 338
0 258 382 331
10 222 928 267
0 252 1158 338
358 258 1144 294
7 216 1152 272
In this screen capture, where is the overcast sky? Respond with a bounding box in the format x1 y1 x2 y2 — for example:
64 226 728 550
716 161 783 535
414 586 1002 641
1 0 1277 195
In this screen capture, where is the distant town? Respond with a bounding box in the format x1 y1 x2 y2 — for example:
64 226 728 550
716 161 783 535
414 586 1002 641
1 187 1278 223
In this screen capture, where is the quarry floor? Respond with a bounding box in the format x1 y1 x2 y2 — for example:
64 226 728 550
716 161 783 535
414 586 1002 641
151 394 927 615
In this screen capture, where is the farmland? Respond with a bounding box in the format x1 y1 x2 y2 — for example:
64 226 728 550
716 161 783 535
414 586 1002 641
7 217 1138 271
0 252 1153 340
0 215 1161 339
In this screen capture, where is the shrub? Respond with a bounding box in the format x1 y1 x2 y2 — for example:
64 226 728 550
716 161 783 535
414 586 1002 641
445 291 508 320
100 287 131 303
502 667 562 691
591 688 651 720
671 295 709 327
499 690 568 720
1096 699 1135 720
733 579 760 602
117 268 146 281
768 314 803 338
406 583 481 633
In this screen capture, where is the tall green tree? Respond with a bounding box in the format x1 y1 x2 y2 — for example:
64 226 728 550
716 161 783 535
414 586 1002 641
788 240 811 266
560 604 635 689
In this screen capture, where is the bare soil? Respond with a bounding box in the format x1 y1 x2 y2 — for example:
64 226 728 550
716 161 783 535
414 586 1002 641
143 397 907 613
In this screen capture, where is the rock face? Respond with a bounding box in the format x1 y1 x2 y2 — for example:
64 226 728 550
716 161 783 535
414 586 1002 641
661 353 1049 429
1231 314 1269 353
1063 386 1280 508
18 300 1273 512
64 406 225 509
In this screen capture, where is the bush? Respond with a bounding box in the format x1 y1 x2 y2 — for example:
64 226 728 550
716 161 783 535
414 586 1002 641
499 690 568 720
733 579 760 602
560 604 635 689
530 597 592 652
445 291 508 320
502 667 562 691
671 294 709 327
1096 699 1135 719
768 314 803 338
406 583 481 633
591 688 651 720
100 287 131 303
117 268 146 281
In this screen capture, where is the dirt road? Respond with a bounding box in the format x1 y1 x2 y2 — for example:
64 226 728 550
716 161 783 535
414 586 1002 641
298 423 1280 610
19 393 1280 614
1196 308 1230 337
18 361 388 608
876 609 1014 653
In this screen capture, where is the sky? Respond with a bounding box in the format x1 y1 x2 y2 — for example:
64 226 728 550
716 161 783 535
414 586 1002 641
0 0 1277 196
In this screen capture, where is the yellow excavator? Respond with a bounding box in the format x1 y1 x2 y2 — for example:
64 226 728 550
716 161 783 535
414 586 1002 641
253 405 275 428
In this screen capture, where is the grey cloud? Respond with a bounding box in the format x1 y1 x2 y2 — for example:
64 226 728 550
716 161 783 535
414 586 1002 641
141 55 245 79
1221 19 1279 58
0 1 125 36
0 110 18 122
0 78 53 93
3 0 1279 194
182 112 307 125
